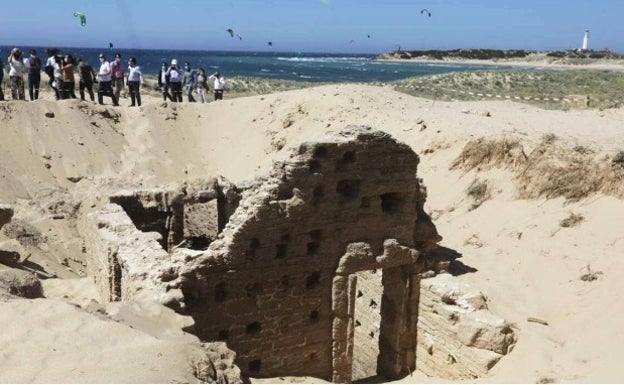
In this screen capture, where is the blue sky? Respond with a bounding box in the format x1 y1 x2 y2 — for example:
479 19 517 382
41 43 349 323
2 0 623 53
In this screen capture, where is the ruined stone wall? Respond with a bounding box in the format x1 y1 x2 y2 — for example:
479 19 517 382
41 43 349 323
416 274 517 379
80 203 180 304
83 126 443 382
177 127 434 381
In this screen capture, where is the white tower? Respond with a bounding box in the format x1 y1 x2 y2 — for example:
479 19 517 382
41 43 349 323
582 29 589 51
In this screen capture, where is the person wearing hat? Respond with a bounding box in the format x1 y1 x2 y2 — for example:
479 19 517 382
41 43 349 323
26 49 42 100
7 48 26 100
96 53 118 106
126 57 143 107
165 59 182 102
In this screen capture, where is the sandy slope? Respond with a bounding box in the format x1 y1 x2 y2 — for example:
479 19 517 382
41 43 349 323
1 84 624 383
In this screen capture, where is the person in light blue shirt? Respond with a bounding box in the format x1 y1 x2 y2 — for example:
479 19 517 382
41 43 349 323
182 61 197 102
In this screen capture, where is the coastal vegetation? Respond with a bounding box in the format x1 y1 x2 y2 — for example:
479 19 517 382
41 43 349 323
392 69 624 110
379 48 624 61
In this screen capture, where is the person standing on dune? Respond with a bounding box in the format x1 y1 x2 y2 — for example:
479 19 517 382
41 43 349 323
208 71 225 101
0 57 5 101
126 57 143 107
77 58 97 102
166 59 183 102
96 53 119 106
111 52 125 100
45 48 60 100
7 48 26 101
61 54 78 99
158 62 172 101
183 61 197 102
26 49 41 101
196 68 209 103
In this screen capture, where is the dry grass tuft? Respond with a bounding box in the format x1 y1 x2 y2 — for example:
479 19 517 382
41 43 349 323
559 212 584 228
517 143 624 201
466 179 490 210
451 137 528 171
452 137 624 201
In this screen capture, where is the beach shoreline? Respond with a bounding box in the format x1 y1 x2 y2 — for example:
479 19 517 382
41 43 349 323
374 54 624 72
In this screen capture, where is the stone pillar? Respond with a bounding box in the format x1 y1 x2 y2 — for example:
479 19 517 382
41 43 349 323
332 274 357 383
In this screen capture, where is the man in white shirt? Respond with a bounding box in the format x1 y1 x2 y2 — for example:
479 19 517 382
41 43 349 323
97 53 118 106
208 71 225 101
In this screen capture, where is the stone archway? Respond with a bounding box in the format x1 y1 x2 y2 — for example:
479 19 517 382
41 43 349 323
331 240 420 383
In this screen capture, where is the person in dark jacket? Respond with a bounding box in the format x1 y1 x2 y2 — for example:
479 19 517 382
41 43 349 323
77 58 97 102
26 49 42 100
157 61 172 101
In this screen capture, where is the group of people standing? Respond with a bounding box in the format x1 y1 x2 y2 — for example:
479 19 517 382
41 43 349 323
1 48 42 101
3 48 226 106
157 59 225 103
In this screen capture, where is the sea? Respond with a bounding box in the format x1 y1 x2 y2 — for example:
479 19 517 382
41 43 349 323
1 46 511 83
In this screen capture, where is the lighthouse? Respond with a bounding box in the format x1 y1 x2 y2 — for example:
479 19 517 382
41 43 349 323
582 29 589 51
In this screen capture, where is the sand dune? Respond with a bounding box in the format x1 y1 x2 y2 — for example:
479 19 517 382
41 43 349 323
1 84 623 383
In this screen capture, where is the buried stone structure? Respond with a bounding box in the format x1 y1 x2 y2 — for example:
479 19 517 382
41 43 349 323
82 126 450 382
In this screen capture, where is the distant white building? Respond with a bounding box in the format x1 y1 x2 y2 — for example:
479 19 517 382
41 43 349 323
581 29 589 51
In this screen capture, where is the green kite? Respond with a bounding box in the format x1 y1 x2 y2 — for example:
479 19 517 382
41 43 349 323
73 12 86 27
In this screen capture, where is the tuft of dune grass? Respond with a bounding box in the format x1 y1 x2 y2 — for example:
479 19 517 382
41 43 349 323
452 137 624 201
450 137 528 171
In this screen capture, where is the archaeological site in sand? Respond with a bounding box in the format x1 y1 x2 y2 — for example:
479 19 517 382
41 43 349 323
0 125 516 383
74 126 516 382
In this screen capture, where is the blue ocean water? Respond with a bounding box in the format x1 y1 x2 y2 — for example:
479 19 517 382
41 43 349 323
1 46 511 83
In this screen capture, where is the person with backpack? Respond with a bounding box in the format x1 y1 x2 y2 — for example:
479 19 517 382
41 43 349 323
26 49 41 101
166 59 182 102
77 58 97 102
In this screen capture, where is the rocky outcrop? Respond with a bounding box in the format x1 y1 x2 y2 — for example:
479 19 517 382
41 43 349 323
416 273 517 379
0 267 43 298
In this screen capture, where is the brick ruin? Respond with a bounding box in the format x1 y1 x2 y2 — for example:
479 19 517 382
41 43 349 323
81 126 448 382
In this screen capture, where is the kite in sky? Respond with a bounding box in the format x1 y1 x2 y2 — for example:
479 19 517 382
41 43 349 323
73 12 86 27
268 41 273 47
109 42 114 49
226 28 243 40
421 8 431 17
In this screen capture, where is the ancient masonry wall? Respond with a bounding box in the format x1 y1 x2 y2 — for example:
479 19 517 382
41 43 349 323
416 273 517 379
83 126 445 383
352 269 383 381
174 127 440 382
